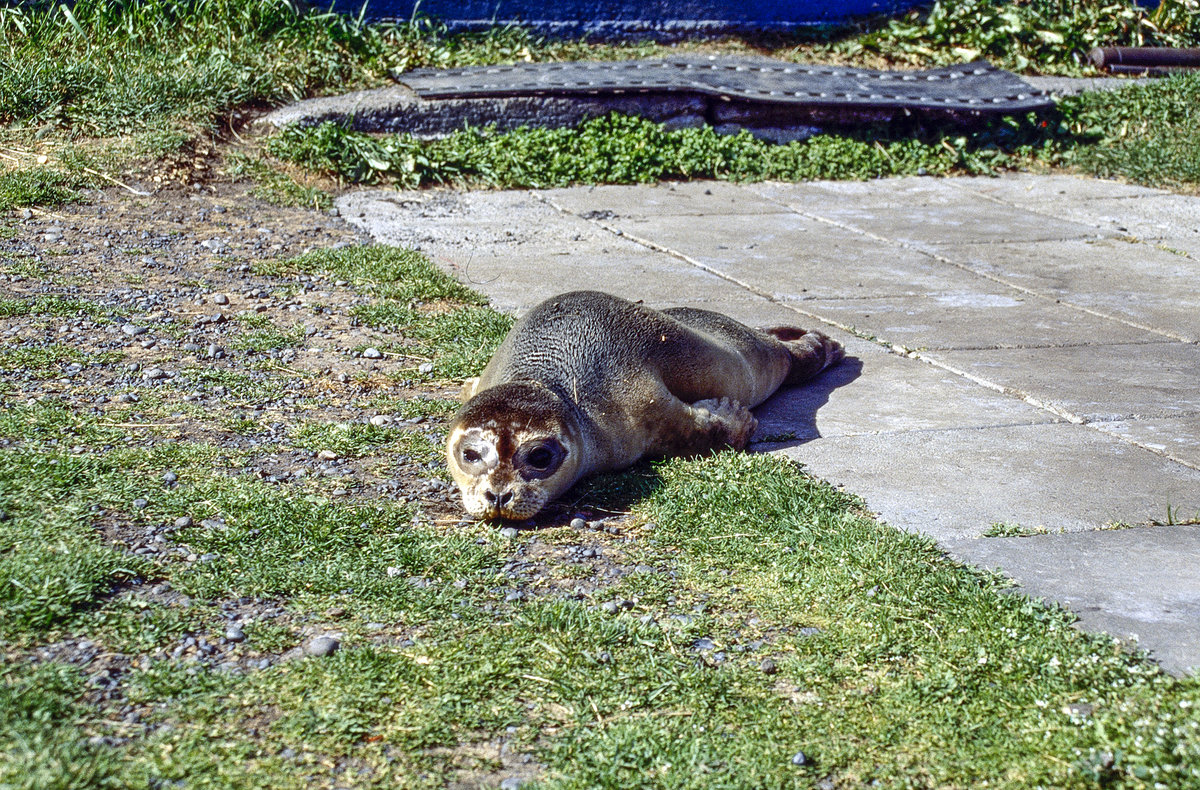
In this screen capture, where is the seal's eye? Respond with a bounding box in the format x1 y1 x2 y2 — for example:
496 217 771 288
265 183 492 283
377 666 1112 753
462 448 482 464
526 447 554 470
516 439 565 480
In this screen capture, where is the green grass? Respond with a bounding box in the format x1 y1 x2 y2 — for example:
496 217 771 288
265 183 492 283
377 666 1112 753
4 428 1198 787
289 420 443 463
223 152 333 210
836 0 1200 73
258 245 510 379
0 295 111 320
265 69 1200 192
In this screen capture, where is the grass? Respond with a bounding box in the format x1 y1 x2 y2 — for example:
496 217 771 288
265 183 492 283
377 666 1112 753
2 0 1199 211
4 2 1200 786
1 241 1198 786
263 70 1200 192
259 245 511 379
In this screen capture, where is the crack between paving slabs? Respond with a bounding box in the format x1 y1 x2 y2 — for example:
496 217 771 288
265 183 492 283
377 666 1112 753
534 190 1200 474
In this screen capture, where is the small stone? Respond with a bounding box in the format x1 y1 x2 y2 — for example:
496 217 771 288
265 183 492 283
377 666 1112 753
143 367 167 381
499 527 518 539
317 449 339 461
417 362 434 374
362 347 383 360
162 471 178 484
132 498 149 509
224 627 246 643
601 601 620 615
326 607 346 618
122 324 148 337
693 638 716 652
199 553 218 563
499 778 524 790
759 659 778 675
212 293 229 305
569 517 587 530
791 751 809 767
305 636 340 657
369 415 391 427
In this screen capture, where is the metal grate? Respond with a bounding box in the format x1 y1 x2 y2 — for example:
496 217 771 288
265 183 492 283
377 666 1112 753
398 57 1054 114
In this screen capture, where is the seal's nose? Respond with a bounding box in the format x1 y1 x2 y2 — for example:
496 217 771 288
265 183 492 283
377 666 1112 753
484 489 513 508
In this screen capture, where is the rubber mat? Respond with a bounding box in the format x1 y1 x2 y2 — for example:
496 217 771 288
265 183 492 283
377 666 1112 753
397 57 1053 114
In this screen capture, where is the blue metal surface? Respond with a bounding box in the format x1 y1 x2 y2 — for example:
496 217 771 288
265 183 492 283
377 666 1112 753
336 0 924 35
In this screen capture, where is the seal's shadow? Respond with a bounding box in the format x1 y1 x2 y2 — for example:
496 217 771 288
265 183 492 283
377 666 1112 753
540 355 863 524
752 354 863 447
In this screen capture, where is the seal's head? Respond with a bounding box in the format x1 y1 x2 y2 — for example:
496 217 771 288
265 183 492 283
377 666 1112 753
446 381 585 520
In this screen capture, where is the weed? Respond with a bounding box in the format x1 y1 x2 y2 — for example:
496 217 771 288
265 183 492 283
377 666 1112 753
983 522 1049 537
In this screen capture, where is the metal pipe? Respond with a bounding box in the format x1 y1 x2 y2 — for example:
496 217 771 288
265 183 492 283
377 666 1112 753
1090 46 1200 71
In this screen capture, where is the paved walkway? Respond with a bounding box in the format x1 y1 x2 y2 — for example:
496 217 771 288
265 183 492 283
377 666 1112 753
337 174 1200 675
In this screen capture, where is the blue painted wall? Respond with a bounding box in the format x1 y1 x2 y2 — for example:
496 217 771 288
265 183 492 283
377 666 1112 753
338 0 924 35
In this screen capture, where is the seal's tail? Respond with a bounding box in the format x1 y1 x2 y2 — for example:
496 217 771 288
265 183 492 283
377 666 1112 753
762 327 845 386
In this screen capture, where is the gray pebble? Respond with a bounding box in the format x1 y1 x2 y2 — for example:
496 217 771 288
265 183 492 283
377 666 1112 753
122 324 147 337
759 659 778 675
417 362 434 374
601 601 619 615
791 751 809 766
569 517 587 530
212 293 229 305
162 471 178 484
499 527 518 539
132 498 148 509
499 778 524 790
305 635 340 657
362 347 383 360
693 638 716 652
225 627 246 643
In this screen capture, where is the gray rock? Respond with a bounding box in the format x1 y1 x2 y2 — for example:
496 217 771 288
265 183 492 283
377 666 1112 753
122 323 147 336
225 627 246 643
759 658 778 675
362 347 383 360
500 527 518 539
569 517 588 530
305 635 340 657
212 293 229 305
791 751 809 766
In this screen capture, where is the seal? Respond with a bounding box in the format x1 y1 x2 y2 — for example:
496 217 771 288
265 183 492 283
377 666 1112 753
446 291 843 520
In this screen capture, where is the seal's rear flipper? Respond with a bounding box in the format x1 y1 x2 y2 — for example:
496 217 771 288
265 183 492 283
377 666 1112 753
763 327 845 386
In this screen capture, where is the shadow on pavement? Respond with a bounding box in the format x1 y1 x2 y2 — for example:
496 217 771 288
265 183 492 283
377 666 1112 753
753 354 864 447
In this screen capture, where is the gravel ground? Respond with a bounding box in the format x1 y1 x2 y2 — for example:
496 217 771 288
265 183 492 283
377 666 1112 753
1 179 669 785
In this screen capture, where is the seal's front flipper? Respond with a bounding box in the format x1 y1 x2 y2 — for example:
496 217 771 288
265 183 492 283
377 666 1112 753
687 397 758 453
763 327 845 385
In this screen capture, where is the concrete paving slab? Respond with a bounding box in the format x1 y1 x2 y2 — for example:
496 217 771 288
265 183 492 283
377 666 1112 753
927 342 1200 421
943 527 1200 676
753 344 1059 441
794 293 1166 350
748 176 981 208
583 210 1009 300
795 195 1107 249
775 422 1200 541
933 238 1200 341
1092 417 1200 473
542 180 790 217
1031 194 1200 258
948 172 1164 204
